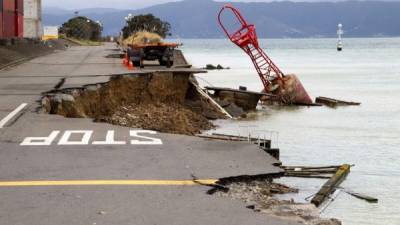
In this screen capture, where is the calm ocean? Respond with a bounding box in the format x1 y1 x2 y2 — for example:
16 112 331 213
178 38 400 225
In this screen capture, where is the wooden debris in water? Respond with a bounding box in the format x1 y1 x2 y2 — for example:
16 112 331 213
311 164 351 207
339 188 378 203
316 96 361 107
282 165 340 179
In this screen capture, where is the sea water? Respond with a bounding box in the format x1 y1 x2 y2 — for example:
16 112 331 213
177 38 400 225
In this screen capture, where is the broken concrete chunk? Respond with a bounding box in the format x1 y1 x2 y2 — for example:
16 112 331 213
218 90 260 111
55 94 75 102
41 97 51 113
47 94 86 118
85 84 100 91
223 103 245 118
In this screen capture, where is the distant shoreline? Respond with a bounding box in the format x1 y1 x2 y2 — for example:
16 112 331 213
165 36 400 40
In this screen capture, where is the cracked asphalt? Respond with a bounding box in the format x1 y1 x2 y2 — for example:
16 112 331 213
0 43 301 225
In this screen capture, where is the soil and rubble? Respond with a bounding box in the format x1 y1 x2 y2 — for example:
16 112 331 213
37 44 345 224
211 178 341 225
120 31 162 49
43 72 227 135
106 102 214 135
42 71 341 223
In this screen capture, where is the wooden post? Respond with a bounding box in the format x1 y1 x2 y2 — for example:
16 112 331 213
311 164 351 207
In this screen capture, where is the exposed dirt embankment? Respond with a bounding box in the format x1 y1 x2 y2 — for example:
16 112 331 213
43 72 226 135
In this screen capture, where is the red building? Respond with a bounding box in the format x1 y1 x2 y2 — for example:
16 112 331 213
0 0 24 38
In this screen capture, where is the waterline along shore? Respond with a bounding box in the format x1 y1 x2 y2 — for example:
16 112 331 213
0 37 399 225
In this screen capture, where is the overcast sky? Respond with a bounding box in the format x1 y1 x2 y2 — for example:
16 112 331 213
43 0 178 9
44 0 394 10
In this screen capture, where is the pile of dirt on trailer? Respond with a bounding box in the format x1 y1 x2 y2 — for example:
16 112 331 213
0 39 69 69
43 72 226 135
211 178 341 225
123 31 162 47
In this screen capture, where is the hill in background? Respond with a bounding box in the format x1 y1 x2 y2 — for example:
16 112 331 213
43 0 400 38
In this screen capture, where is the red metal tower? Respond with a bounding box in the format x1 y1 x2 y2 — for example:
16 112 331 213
218 4 284 90
218 5 313 104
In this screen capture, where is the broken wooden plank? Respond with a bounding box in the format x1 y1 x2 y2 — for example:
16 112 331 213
285 171 337 175
283 168 338 173
283 167 337 179
319 189 342 213
295 102 323 107
285 170 338 174
281 165 341 170
196 134 246 142
283 167 338 171
212 133 270 142
197 134 266 142
197 133 272 148
189 79 233 119
311 164 351 207
212 133 272 149
316 96 361 107
197 133 278 159
340 188 378 203
205 86 275 97
284 174 332 179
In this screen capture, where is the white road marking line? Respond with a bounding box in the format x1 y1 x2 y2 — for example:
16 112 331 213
0 103 28 128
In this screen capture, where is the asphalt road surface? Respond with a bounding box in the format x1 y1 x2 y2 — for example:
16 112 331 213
0 43 300 225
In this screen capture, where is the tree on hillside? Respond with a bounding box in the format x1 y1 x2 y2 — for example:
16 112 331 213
60 16 103 41
122 14 171 38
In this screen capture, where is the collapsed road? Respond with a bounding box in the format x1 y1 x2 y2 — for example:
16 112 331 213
41 71 228 135
0 42 340 225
